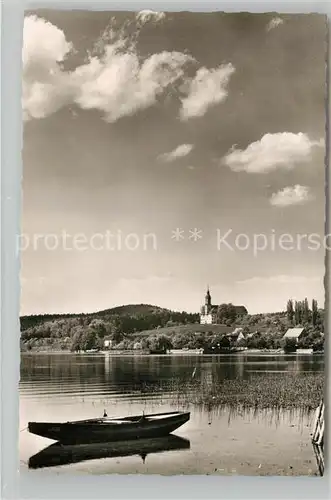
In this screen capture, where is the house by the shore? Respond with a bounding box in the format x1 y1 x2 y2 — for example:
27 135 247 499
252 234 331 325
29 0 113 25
103 336 113 349
282 327 306 344
226 327 245 344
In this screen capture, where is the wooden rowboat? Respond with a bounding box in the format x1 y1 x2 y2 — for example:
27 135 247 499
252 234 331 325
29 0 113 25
28 411 190 444
28 435 190 469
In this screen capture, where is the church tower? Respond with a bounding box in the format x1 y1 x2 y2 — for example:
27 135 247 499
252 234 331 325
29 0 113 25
205 286 211 311
200 286 214 324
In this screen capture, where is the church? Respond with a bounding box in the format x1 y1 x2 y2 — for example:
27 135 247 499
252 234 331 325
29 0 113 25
200 287 248 324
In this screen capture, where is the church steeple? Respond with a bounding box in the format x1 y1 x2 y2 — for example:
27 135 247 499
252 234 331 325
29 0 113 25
205 286 211 307
200 285 213 324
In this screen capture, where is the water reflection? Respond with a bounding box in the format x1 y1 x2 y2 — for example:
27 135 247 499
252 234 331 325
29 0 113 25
28 435 190 470
195 404 313 431
20 353 324 403
20 354 323 476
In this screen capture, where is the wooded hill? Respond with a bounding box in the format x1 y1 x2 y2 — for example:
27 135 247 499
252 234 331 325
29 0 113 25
20 299 325 352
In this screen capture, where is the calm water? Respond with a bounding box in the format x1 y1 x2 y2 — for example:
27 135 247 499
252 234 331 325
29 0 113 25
20 353 324 476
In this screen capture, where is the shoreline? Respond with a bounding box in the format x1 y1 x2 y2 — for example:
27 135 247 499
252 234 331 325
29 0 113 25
20 348 323 356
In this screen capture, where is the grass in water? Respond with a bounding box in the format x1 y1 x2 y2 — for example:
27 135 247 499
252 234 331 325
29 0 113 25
140 372 324 412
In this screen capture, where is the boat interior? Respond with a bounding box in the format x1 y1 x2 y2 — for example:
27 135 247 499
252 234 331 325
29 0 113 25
68 411 185 425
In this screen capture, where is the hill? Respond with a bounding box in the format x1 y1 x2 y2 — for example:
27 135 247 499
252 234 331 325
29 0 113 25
132 323 233 338
89 304 171 319
20 303 172 331
20 303 200 352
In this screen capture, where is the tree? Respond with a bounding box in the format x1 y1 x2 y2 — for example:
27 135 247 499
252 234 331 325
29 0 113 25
172 332 192 349
286 299 294 324
273 338 282 349
227 304 237 323
283 337 297 353
216 303 237 324
89 319 107 338
80 330 97 351
302 298 310 324
294 301 302 325
115 339 131 350
312 299 318 326
256 336 268 349
149 335 173 352
94 335 104 351
218 336 231 349
312 338 324 352
111 330 124 344
236 337 247 348
297 335 310 349
192 333 206 349
70 327 84 352
140 338 150 350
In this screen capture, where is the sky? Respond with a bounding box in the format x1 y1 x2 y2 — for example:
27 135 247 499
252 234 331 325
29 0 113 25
21 10 327 316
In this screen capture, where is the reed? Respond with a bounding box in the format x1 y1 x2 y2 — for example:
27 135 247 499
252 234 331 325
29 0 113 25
141 372 324 411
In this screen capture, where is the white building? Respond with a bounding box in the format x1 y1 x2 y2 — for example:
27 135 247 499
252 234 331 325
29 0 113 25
103 336 113 349
227 327 245 343
200 288 217 324
283 327 305 344
199 287 248 324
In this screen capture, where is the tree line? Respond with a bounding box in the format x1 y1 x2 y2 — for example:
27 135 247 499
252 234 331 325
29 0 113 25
20 299 325 353
286 298 323 327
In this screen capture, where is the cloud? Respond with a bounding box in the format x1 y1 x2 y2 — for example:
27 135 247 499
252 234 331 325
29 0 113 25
158 144 194 162
74 47 193 122
22 15 194 123
180 64 235 120
23 15 73 68
136 10 166 25
270 185 313 207
22 15 75 121
223 132 324 174
266 17 284 32
23 15 235 124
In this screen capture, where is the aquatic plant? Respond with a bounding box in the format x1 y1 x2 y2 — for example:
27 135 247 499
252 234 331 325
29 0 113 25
139 372 324 412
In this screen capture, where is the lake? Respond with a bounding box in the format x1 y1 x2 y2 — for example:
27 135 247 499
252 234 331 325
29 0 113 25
20 352 324 476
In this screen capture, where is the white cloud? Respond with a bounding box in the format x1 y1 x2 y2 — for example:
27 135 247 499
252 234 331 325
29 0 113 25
223 132 324 174
180 64 235 120
266 17 284 32
136 10 166 25
74 46 193 122
23 15 235 124
22 15 194 123
22 15 75 121
158 144 194 162
23 15 72 68
270 185 313 207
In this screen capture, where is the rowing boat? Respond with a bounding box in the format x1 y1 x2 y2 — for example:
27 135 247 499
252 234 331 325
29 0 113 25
28 411 190 444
